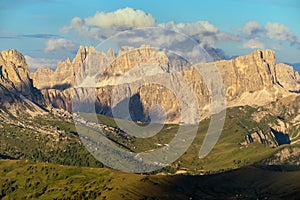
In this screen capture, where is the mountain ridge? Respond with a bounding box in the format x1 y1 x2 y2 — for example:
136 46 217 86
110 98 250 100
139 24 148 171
0 47 299 176
28 46 300 123
0 47 299 123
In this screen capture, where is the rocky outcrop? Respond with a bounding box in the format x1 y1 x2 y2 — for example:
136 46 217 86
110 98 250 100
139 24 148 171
0 50 43 104
242 128 291 148
30 46 300 123
243 130 277 147
0 50 45 119
31 46 98 90
262 147 300 165
275 63 300 92
244 94 300 148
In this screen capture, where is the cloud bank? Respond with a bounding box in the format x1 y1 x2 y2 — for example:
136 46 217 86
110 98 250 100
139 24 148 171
25 55 59 71
45 38 77 52
243 39 265 49
241 21 300 48
84 7 156 28
159 21 240 47
57 7 300 60
61 7 239 48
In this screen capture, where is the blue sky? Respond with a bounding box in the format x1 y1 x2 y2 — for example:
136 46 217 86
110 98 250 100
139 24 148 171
0 0 299 69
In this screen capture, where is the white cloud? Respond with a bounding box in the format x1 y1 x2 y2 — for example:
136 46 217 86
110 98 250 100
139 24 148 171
242 21 263 37
61 8 156 40
45 38 77 52
61 17 108 40
61 8 239 48
85 7 156 28
159 21 240 47
243 39 265 49
25 55 58 70
240 21 300 46
265 22 294 41
159 20 218 36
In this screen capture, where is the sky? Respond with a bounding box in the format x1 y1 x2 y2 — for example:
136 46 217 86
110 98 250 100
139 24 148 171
0 0 299 70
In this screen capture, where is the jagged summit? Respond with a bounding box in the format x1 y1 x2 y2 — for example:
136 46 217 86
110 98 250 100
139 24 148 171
0 49 27 67
0 49 45 118
1 46 299 123
0 49 29 86
73 45 95 64
0 49 43 102
31 46 115 90
27 46 300 123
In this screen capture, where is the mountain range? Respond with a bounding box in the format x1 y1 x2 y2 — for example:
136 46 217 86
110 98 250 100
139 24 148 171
0 46 300 199
29 46 300 123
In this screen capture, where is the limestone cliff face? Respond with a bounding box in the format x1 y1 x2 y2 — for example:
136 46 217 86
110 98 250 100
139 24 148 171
31 46 97 90
31 68 55 89
97 45 170 87
31 45 187 90
215 50 277 100
39 46 185 122
210 50 294 107
275 63 300 92
0 50 32 96
31 46 300 123
0 50 45 119
0 50 43 104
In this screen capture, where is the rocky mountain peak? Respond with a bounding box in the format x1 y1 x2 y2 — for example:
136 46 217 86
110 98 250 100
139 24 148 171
29 46 300 123
31 46 118 89
73 46 95 64
0 49 44 107
0 50 31 93
0 49 27 69
107 48 115 58
253 49 275 63
276 63 300 91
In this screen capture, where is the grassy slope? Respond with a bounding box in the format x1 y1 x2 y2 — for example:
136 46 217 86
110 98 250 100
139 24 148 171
1 104 300 199
0 116 103 168
89 106 294 174
175 107 278 173
0 159 300 199
1 105 297 174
